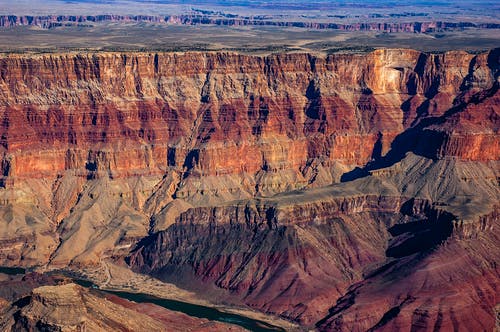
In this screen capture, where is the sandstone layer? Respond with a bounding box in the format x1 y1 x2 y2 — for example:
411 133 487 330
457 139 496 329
0 49 498 330
0 49 497 180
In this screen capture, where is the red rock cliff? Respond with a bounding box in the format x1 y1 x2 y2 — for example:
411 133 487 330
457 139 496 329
0 49 498 331
0 49 497 187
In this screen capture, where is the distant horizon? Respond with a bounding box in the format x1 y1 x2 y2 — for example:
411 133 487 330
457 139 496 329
0 1 498 21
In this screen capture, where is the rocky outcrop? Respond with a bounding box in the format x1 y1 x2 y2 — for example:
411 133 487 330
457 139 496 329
129 179 498 328
0 283 245 331
1 283 165 331
316 207 499 332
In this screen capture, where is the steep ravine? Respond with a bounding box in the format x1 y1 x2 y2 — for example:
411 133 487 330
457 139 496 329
0 49 498 330
128 193 496 327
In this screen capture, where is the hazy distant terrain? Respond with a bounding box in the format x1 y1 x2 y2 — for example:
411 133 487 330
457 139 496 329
2 0 500 24
0 0 499 54
3 0 500 18
0 24 498 54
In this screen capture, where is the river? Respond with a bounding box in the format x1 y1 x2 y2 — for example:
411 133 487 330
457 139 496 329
0 267 285 332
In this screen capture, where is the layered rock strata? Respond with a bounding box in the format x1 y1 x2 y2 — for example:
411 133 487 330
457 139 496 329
1 15 499 33
0 49 497 183
0 49 497 330
129 181 498 328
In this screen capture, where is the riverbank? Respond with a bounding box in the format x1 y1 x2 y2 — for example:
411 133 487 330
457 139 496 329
0 265 301 331
70 262 302 331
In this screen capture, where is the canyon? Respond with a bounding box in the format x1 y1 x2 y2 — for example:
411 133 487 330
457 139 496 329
0 48 498 330
0 279 246 331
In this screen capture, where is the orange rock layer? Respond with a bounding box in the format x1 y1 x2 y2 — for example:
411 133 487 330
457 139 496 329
0 49 498 184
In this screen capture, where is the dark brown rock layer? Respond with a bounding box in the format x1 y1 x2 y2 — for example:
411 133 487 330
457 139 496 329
128 194 469 325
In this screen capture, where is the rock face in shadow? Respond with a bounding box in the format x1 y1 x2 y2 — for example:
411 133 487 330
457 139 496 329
315 207 499 332
128 194 462 325
0 49 498 330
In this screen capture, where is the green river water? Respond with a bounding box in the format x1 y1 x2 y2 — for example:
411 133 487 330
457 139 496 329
0 267 285 332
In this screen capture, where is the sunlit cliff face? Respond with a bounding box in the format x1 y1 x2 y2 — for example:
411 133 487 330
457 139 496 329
0 48 498 330
0 49 497 180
